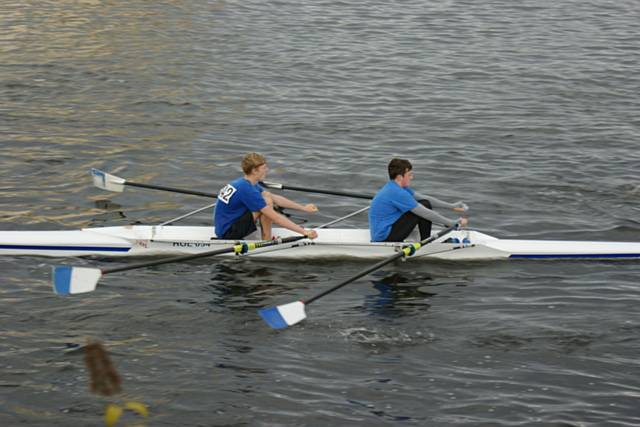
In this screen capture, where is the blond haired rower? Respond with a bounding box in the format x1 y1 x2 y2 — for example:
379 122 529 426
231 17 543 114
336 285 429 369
214 153 318 240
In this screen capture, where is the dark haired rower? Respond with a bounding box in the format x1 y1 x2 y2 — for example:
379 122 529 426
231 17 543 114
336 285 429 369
368 158 468 242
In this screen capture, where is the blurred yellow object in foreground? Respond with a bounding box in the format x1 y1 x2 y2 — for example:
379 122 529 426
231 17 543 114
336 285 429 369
83 340 149 426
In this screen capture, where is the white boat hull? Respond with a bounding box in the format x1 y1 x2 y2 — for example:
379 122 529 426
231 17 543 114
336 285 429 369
2 225 640 261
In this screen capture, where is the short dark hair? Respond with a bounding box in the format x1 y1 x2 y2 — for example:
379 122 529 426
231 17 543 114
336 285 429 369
388 158 412 179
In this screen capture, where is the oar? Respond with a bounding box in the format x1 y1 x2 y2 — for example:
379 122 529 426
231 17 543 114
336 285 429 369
91 169 373 201
258 224 459 329
52 236 306 295
52 204 371 295
91 168 218 198
260 181 373 200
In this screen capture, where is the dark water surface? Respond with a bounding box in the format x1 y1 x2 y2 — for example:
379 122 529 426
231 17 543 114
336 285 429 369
2 0 640 425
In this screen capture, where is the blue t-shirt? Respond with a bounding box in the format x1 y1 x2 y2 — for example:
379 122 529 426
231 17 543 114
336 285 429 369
214 178 267 237
368 181 418 241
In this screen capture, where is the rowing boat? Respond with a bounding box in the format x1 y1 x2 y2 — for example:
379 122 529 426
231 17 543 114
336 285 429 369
2 225 640 260
3 168 640 261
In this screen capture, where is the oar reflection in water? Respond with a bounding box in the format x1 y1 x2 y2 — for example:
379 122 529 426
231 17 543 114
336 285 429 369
203 263 300 310
362 273 438 318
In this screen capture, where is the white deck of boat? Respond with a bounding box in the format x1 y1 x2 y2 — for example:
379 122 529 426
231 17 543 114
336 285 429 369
2 225 640 260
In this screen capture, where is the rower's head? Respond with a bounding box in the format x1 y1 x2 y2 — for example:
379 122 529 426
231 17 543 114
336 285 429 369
242 152 268 179
388 158 414 187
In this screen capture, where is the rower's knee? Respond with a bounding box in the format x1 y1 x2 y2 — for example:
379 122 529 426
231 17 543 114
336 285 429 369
262 191 274 207
418 199 432 209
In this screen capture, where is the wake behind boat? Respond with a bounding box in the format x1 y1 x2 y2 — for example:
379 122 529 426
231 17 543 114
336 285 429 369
2 224 640 261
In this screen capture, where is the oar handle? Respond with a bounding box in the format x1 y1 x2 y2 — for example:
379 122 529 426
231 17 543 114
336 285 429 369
261 181 374 200
404 223 460 255
125 181 218 199
102 235 306 275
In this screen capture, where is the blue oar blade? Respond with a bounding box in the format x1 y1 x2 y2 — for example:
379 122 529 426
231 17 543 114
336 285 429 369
259 301 307 329
52 266 102 295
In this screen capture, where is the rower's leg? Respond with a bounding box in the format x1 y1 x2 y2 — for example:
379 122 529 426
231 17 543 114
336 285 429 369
258 192 274 240
220 210 257 240
385 212 419 242
416 199 432 240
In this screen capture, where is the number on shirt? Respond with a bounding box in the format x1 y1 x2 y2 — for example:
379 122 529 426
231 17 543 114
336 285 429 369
218 184 237 204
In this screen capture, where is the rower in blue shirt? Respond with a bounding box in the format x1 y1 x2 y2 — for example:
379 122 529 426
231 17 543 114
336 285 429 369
369 158 469 242
214 153 319 241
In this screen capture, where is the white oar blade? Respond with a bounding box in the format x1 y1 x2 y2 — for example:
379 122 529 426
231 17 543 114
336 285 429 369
259 301 306 329
52 266 102 295
260 181 283 190
91 168 125 192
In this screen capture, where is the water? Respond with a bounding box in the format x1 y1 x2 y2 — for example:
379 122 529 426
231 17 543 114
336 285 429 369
2 0 640 425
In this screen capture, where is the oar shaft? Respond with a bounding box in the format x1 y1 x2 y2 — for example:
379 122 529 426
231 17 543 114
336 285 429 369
305 252 403 304
102 236 305 275
102 248 232 274
125 181 218 199
261 181 373 200
93 169 370 200
303 224 458 306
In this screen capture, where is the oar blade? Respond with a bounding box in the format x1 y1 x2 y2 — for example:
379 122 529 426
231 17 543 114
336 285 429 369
259 301 306 329
52 266 102 295
91 168 125 192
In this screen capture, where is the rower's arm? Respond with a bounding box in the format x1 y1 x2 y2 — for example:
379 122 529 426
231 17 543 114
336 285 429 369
411 203 458 227
414 191 468 212
270 193 318 213
260 205 317 238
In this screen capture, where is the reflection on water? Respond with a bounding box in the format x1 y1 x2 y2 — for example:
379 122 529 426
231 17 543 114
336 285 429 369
202 260 320 310
363 273 436 318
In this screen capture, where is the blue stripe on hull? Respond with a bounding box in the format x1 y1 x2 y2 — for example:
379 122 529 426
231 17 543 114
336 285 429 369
510 253 640 259
0 244 130 252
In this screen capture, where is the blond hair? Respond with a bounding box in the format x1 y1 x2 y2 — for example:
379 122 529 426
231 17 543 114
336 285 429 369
241 152 266 175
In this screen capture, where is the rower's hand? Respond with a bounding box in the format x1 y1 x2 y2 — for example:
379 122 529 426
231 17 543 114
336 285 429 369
453 201 469 213
457 218 469 228
303 229 318 239
302 203 318 213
